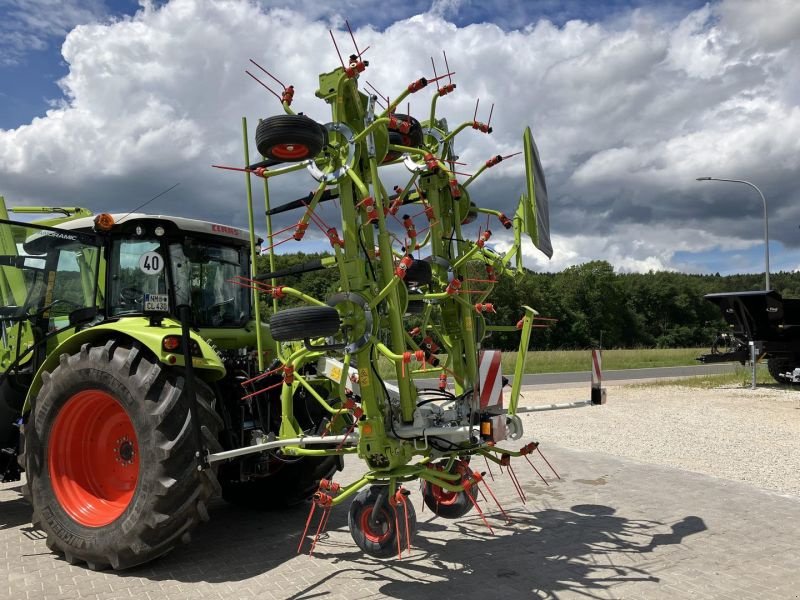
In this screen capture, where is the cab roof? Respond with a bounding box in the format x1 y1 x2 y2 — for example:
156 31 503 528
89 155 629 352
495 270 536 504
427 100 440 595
56 213 254 244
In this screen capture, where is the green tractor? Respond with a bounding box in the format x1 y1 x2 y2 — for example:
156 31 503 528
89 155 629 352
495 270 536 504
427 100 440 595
0 198 342 569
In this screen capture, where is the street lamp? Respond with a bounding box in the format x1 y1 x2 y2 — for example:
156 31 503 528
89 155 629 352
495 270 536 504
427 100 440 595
696 177 770 291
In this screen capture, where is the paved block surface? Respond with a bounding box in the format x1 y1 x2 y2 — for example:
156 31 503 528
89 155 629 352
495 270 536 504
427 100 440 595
2 440 799 600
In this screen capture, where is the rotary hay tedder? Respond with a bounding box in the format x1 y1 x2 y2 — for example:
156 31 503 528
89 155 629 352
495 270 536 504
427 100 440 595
213 32 606 558
0 27 605 569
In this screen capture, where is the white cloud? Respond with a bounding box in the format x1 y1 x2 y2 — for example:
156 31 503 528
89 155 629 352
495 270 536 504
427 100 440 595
0 0 798 274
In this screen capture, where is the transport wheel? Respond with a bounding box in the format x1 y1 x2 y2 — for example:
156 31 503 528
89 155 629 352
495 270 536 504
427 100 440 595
255 115 326 162
269 306 341 342
22 339 222 570
349 485 417 558
383 114 423 163
421 459 475 519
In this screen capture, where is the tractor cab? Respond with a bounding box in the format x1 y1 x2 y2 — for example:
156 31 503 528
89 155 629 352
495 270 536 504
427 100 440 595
84 214 254 328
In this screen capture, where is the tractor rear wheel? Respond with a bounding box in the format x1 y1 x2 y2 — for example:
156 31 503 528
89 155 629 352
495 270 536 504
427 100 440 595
23 339 222 570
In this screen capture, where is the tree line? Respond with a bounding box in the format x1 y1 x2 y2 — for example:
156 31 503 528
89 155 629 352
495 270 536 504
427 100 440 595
256 253 800 350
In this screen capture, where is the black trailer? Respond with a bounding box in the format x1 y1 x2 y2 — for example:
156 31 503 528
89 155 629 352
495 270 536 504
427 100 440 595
697 290 800 383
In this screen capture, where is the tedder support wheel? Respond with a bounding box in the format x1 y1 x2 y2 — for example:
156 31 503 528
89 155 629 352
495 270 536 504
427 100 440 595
255 115 326 162
383 114 424 163
420 459 476 519
269 305 341 342
22 339 222 570
348 485 417 558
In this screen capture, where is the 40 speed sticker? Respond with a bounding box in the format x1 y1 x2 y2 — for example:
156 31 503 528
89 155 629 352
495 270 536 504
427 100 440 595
138 251 164 275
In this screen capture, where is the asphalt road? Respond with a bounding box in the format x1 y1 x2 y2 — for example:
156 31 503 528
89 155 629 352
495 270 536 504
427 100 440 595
414 362 740 388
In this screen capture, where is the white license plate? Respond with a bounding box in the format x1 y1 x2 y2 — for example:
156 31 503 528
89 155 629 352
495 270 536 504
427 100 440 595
143 293 169 313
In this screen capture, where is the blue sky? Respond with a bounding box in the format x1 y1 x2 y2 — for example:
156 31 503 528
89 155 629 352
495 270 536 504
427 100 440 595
1 0 798 277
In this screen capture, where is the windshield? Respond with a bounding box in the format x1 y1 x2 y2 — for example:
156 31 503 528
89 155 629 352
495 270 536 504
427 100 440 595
170 238 251 327
108 239 168 316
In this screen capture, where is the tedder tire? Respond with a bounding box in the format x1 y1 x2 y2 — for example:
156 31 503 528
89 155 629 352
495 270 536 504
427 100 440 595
383 114 423 163
420 459 476 519
348 485 417 558
255 115 326 162
269 306 341 342
23 339 222 570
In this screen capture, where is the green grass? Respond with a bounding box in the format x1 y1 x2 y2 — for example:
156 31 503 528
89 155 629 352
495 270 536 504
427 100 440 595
377 347 710 379
501 347 708 374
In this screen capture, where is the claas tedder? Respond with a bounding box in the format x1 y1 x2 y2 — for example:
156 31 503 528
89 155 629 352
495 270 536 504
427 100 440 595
0 29 603 569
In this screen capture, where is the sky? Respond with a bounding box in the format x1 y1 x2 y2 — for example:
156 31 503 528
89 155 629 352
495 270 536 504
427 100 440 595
1 0 799 277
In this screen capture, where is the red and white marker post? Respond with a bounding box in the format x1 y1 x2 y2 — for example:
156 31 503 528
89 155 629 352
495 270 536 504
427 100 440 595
590 349 606 405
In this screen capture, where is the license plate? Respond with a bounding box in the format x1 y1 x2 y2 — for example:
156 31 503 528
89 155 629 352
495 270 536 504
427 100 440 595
144 293 169 313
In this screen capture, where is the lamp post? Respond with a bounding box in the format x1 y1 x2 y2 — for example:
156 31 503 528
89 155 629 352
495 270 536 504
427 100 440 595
696 177 770 291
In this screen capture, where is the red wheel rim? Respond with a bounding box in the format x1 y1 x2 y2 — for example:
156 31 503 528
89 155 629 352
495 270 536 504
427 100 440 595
270 143 310 160
359 506 391 543
48 389 139 527
429 484 459 505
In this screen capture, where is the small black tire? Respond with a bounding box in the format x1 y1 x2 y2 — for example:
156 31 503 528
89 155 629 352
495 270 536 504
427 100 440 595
255 115 326 162
767 356 796 384
269 306 341 342
421 460 476 519
348 486 416 558
23 339 222 570
383 114 423 163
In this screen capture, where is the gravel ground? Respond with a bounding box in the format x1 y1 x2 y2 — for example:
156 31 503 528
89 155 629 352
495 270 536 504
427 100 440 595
516 382 800 498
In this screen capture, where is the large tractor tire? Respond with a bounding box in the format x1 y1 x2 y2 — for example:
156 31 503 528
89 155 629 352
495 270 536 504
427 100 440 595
22 339 222 570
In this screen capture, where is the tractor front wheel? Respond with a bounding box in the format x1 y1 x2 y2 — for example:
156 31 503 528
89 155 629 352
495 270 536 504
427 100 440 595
23 339 222 570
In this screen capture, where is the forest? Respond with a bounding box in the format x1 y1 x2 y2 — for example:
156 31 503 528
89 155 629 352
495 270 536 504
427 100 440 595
255 252 800 351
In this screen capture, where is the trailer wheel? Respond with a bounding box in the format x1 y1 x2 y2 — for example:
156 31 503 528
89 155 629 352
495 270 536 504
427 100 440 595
22 339 222 570
767 356 796 384
420 459 475 519
269 306 341 342
349 485 416 558
255 115 326 162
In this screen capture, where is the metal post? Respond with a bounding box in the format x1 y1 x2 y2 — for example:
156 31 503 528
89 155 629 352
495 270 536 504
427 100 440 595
696 177 769 291
749 341 757 390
